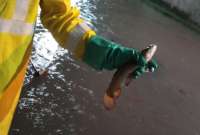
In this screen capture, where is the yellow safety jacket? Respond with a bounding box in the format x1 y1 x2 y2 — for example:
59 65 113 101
0 0 95 134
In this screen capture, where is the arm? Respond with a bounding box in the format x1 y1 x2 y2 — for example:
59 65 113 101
40 0 158 77
40 0 95 59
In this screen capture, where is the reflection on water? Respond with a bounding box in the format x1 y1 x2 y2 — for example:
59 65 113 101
11 0 101 134
72 0 97 29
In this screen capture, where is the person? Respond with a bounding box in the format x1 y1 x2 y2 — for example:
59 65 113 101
0 0 158 134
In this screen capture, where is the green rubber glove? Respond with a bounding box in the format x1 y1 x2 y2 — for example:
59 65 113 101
132 59 158 79
83 35 158 78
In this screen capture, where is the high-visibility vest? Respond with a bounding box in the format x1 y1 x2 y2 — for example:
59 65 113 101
0 0 95 134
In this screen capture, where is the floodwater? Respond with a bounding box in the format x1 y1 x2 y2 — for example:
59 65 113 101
10 0 200 135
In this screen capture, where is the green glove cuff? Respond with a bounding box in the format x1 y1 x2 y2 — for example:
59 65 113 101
83 35 146 70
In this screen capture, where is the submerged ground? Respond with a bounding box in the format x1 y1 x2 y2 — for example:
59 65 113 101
10 0 200 135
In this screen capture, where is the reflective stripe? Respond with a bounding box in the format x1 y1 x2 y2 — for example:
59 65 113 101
13 0 30 21
66 22 91 51
0 19 33 35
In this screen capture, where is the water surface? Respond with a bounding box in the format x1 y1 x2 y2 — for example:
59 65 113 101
10 0 200 135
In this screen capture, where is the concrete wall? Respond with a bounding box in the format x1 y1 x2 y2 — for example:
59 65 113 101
162 0 200 24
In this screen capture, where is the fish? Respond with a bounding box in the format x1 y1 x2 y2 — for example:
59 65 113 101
103 44 158 110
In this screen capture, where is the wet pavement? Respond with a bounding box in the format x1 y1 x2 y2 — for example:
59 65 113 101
10 0 200 135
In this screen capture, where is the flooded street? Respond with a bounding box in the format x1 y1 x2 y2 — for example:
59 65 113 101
10 0 200 135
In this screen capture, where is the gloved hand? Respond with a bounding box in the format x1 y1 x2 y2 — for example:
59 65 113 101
131 59 158 79
83 35 158 78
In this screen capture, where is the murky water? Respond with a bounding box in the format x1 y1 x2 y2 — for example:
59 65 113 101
10 0 200 135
